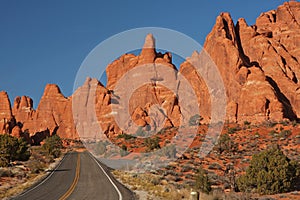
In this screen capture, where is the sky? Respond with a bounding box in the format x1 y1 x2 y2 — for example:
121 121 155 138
0 0 288 108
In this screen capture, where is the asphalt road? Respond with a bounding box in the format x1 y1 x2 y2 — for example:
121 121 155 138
13 151 135 200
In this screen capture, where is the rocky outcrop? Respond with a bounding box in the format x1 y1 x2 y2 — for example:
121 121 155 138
0 85 78 143
0 91 14 134
199 1 300 123
238 2 300 119
106 34 175 90
179 54 212 124
105 34 181 135
29 84 76 139
13 96 35 124
73 77 114 139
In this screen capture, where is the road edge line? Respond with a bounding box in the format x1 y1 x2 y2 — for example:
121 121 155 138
89 153 123 200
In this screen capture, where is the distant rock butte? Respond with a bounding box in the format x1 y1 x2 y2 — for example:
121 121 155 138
0 2 299 142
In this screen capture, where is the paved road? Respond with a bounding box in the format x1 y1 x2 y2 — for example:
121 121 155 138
13 151 135 200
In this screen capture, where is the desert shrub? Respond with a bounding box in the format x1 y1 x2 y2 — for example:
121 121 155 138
227 126 241 134
189 114 203 126
0 168 12 177
244 121 251 126
208 162 222 170
279 120 289 126
14 138 31 161
157 127 169 135
174 176 183 182
279 130 292 138
145 137 160 151
162 144 176 158
181 165 193 172
254 132 260 138
195 166 211 194
29 160 46 174
292 120 298 127
0 134 30 167
263 121 278 128
237 146 300 194
269 130 278 137
42 134 63 158
117 133 135 140
120 144 129 157
215 133 237 154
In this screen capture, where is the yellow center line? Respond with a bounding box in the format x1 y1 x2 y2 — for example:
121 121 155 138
59 153 81 200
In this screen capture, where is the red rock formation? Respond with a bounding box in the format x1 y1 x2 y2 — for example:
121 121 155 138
13 96 35 123
11 85 77 141
0 2 299 143
106 34 175 90
179 54 211 124
237 2 300 119
197 1 300 123
29 84 76 139
105 34 181 135
0 91 14 134
10 126 31 143
73 77 114 139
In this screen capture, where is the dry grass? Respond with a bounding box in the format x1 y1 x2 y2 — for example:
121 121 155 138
113 170 191 200
0 147 66 199
0 172 48 199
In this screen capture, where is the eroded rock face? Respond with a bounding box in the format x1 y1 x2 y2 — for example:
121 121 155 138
200 1 300 123
238 2 300 119
0 91 13 133
13 96 35 124
3 85 78 142
73 77 114 139
104 34 180 135
179 54 212 124
30 84 76 139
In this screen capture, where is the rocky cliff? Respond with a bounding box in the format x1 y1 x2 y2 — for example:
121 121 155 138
0 2 299 142
201 1 300 123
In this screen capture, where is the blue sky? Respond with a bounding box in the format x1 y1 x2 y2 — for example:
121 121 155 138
0 0 288 108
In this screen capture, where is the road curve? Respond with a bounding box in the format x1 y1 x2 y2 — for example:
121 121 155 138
13 151 135 200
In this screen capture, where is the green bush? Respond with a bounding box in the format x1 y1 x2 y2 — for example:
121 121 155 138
117 133 135 140
145 137 160 151
279 120 289 126
42 134 63 158
237 146 299 194
243 121 251 126
0 134 30 167
195 167 212 194
269 130 279 137
279 130 292 138
29 160 46 174
215 133 237 154
120 144 129 157
227 126 241 134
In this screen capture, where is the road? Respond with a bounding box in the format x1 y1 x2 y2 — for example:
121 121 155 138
13 151 135 200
